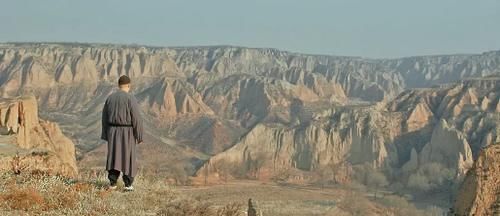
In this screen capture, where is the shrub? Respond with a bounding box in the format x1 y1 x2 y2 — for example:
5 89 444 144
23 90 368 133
157 198 216 216
337 192 376 216
351 163 388 199
0 186 45 211
406 163 454 193
216 202 244 216
10 153 27 175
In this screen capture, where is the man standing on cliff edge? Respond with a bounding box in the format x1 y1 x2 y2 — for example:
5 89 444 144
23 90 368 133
101 75 144 191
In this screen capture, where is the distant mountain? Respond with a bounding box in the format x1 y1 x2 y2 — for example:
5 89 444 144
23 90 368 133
0 43 498 182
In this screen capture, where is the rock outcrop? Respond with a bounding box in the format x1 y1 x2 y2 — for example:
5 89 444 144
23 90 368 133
452 144 500 216
202 75 324 126
137 77 214 118
413 119 473 176
389 76 500 155
0 96 77 177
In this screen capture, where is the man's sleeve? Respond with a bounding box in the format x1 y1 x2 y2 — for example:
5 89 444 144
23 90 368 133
130 96 144 143
101 100 109 141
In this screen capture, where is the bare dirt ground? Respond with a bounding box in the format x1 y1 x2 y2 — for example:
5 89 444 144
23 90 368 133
177 180 351 216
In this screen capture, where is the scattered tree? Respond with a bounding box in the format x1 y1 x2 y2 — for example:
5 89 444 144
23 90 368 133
214 160 233 183
366 169 388 200
352 163 388 199
406 163 454 193
246 152 267 179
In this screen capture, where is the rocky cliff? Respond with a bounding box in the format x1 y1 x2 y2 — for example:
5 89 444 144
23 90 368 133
452 144 500 216
196 105 392 181
0 96 77 177
416 119 473 176
198 75 500 184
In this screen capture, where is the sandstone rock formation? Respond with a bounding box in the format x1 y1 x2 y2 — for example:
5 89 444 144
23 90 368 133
389 77 500 155
137 77 214 118
196 106 393 181
406 119 474 176
452 144 500 216
0 96 77 177
198 76 500 183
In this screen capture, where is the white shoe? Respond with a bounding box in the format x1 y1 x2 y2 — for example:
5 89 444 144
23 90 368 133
124 186 134 191
108 185 118 190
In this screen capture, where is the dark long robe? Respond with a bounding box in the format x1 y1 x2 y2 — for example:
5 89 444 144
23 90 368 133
101 90 144 177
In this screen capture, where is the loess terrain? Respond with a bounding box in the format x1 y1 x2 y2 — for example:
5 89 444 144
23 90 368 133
0 43 499 215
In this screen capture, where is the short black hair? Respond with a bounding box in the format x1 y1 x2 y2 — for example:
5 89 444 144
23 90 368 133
118 75 131 85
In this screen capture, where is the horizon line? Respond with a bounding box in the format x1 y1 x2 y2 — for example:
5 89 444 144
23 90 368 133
1 40 499 60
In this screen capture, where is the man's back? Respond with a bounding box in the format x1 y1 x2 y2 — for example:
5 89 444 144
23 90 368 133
102 89 143 143
103 91 134 126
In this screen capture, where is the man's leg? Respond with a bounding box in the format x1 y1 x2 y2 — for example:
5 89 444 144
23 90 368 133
123 174 135 187
108 169 120 186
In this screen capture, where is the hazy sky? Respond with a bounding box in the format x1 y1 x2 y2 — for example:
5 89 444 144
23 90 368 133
1 0 499 58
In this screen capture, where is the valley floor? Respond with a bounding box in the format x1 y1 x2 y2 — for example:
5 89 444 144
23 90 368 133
177 180 345 215
0 170 445 216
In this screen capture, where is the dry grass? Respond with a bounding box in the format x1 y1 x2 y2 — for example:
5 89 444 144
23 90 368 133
0 172 108 215
9 153 26 175
0 186 45 211
0 171 246 216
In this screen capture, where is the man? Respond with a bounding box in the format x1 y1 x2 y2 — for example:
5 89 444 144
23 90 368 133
101 75 143 191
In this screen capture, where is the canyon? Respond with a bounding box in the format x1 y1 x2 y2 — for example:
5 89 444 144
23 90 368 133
0 43 499 212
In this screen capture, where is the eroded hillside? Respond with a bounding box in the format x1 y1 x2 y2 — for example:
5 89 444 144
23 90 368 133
0 96 77 177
